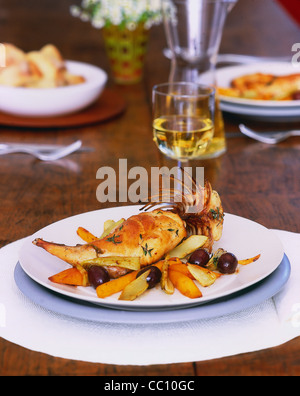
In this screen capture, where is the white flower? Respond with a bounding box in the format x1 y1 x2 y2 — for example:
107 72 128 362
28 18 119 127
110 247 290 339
80 12 90 22
91 15 105 29
70 5 81 17
71 0 164 28
127 22 137 31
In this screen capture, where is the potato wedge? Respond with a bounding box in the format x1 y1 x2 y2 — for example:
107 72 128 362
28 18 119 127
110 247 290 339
168 235 208 259
40 44 64 66
169 270 202 299
64 72 85 85
238 254 261 266
49 267 87 286
96 270 139 298
187 264 218 287
77 227 98 243
118 270 150 301
81 256 141 271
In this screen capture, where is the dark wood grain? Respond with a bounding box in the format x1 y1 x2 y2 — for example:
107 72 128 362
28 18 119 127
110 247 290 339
0 0 299 376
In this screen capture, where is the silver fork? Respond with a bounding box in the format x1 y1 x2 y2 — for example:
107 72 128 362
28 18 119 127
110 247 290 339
239 124 300 144
0 140 82 161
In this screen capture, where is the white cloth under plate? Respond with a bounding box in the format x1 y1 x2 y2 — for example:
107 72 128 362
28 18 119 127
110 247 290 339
0 230 300 366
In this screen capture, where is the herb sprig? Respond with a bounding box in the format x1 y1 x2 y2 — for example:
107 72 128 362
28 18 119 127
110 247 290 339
210 207 224 221
106 234 122 244
141 243 154 257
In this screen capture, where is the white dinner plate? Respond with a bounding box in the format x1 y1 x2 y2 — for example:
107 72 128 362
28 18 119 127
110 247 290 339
19 206 285 311
216 62 300 120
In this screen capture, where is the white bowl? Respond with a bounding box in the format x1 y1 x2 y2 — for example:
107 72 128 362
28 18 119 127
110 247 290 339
0 61 107 117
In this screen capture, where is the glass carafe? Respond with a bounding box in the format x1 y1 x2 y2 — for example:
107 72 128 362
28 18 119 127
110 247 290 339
162 0 237 159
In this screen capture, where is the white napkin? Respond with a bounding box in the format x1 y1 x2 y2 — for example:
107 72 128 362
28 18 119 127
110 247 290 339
272 230 300 324
0 230 299 366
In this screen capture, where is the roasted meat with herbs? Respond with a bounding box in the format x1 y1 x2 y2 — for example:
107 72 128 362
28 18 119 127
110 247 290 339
33 174 224 279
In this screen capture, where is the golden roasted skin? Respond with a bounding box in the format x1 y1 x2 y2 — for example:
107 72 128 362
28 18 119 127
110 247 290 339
91 210 187 265
33 209 187 277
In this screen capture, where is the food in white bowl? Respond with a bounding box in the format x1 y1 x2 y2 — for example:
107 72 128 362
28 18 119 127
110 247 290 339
0 44 107 117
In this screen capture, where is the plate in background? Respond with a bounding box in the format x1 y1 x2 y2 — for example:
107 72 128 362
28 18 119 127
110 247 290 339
217 62 300 120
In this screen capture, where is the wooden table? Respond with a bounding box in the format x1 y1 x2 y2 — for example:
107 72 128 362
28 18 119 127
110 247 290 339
0 0 300 376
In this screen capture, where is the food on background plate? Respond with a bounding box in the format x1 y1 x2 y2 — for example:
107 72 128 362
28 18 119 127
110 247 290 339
218 72 300 101
0 43 85 88
33 173 260 301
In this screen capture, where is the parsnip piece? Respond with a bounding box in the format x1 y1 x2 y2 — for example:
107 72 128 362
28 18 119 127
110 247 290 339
206 248 227 271
100 219 125 239
118 270 150 301
187 264 218 287
168 235 208 259
161 257 174 295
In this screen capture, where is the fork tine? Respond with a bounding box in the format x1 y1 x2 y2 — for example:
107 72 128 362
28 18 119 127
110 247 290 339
0 140 82 161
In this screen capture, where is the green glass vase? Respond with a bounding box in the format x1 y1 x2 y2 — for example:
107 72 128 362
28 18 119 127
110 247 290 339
102 23 149 84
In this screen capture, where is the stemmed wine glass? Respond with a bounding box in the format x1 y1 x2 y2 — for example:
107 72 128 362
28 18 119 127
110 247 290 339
152 82 216 165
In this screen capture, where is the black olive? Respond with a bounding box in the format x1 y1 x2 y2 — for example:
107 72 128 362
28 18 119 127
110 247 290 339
88 266 110 288
217 252 238 274
137 266 162 289
292 91 300 100
189 248 211 267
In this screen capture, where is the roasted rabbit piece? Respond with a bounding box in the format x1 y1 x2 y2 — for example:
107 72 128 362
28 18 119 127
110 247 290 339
33 210 186 278
33 174 224 279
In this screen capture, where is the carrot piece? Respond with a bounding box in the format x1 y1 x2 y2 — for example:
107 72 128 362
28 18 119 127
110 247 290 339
153 261 164 272
77 227 98 243
49 267 85 286
96 261 164 299
169 262 195 279
96 270 139 299
238 254 261 266
169 270 202 299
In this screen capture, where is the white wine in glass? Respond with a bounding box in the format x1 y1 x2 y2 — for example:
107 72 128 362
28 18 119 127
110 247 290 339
153 115 214 161
152 83 215 162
